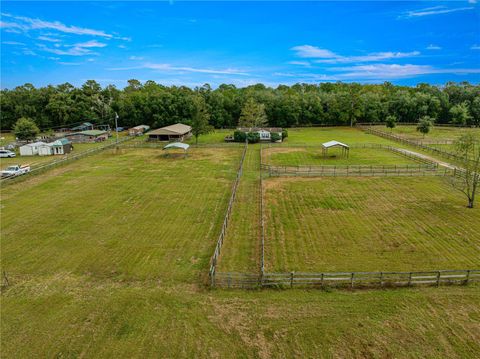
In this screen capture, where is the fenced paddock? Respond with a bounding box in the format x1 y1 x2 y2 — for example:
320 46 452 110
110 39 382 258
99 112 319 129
211 270 480 289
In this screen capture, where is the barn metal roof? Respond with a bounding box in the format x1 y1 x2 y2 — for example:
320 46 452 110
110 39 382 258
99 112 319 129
149 123 192 136
322 140 349 149
163 142 190 150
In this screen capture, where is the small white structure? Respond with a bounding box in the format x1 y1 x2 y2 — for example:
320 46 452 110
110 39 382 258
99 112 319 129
38 143 54 156
19 142 46 156
237 127 283 142
322 140 350 158
163 142 190 157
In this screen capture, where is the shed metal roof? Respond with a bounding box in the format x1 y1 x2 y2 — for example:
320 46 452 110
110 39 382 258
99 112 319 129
74 130 107 136
163 142 190 150
322 140 349 149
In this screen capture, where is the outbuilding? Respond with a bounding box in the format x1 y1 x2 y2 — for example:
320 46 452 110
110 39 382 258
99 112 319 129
66 130 108 143
322 140 349 158
129 125 150 136
71 122 94 132
237 127 283 142
19 142 47 156
148 123 192 142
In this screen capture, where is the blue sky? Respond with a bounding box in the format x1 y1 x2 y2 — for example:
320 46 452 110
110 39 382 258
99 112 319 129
1 1 480 88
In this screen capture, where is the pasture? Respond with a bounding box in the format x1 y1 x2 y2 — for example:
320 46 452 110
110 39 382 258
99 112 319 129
374 124 480 142
264 176 480 273
2 127 480 358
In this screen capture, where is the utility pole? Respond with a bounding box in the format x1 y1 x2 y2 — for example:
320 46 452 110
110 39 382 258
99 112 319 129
114 112 119 148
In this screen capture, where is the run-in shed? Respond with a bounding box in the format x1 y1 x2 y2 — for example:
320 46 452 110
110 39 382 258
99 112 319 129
322 140 349 158
163 142 190 157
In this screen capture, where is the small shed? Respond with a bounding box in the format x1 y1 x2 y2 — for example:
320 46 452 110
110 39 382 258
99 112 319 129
163 142 190 157
66 130 108 143
129 125 151 136
148 123 192 142
38 143 54 156
19 142 47 156
52 138 72 155
322 140 349 158
71 122 94 131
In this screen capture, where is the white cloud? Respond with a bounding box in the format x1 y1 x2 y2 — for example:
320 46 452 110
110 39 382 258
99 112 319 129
329 64 480 80
1 12 114 38
72 40 107 48
291 45 420 64
37 36 61 42
108 62 249 76
2 41 25 46
471 44 480 50
288 61 311 67
291 45 337 58
426 44 442 50
401 6 474 18
129 56 144 60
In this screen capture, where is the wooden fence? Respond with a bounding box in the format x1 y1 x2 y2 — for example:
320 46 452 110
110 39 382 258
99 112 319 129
362 126 475 164
0 137 133 185
211 269 480 289
208 141 248 284
261 163 447 177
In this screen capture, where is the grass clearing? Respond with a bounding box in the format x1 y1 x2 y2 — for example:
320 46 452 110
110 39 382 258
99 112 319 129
264 176 480 272
374 125 480 141
1 147 241 283
263 146 419 166
2 127 480 358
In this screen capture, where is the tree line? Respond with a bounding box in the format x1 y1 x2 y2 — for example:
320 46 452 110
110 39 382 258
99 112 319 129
1 80 479 131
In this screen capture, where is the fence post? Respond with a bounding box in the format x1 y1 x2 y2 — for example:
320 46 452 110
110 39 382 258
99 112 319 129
436 271 441 287
408 272 412 286
351 272 355 289
228 273 231 288
321 273 324 288
465 270 470 285
380 272 384 287
290 271 294 288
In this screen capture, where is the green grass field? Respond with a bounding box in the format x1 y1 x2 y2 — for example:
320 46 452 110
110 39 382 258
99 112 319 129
263 146 419 166
264 176 480 272
374 124 480 141
2 127 480 358
1 147 241 282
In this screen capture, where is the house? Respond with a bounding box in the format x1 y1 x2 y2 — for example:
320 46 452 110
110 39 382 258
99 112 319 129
237 127 283 142
65 130 108 143
148 123 192 142
19 142 47 156
129 125 150 136
71 122 94 131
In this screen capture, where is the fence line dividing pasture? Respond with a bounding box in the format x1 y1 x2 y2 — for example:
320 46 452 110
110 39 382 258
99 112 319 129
209 141 249 286
361 126 476 165
212 269 480 289
259 144 265 277
0 136 133 185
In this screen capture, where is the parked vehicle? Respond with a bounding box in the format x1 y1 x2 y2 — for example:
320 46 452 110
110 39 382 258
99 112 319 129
0 149 16 158
1 164 31 178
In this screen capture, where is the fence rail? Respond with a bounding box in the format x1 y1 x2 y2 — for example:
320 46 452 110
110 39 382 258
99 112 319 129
362 126 475 164
261 163 447 177
212 269 479 289
209 141 248 284
0 137 132 185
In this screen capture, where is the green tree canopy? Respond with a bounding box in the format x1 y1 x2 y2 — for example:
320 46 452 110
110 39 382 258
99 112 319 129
191 95 212 144
238 97 268 128
416 116 434 138
13 117 40 141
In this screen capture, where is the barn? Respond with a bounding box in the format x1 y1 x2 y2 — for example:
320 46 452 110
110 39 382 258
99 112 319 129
148 123 192 142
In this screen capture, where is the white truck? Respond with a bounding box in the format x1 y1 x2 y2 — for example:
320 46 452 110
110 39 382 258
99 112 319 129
1 164 31 178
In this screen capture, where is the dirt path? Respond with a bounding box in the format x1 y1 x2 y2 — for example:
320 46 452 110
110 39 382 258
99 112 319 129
396 148 458 170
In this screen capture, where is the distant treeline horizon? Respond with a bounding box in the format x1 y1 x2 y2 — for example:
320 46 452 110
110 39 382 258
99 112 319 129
1 80 479 131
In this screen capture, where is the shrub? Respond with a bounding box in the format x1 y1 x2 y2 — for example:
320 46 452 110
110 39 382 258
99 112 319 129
247 132 260 143
282 129 288 139
233 130 246 142
270 132 281 142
